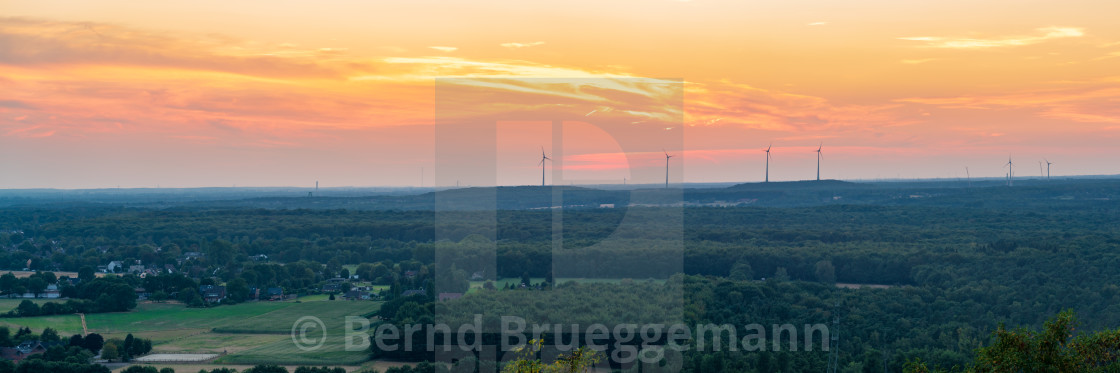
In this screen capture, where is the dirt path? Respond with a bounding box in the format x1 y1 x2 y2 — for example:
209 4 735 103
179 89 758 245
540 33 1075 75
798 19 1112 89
79 313 88 335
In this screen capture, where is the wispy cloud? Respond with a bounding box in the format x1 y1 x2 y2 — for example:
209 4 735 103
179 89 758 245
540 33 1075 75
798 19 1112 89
807 22 828 26
685 81 910 132
0 100 34 109
897 79 1120 124
0 17 366 79
899 27 1084 49
901 58 937 64
369 56 635 80
500 41 545 48
429 46 458 52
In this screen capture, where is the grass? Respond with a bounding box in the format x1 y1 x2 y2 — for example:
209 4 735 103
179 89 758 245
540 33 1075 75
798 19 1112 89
0 298 56 313
85 301 297 334
216 334 371 365
0 270 106 279
102 328 210 345
151 332 288 354
111 363 374 373
1 297 384 366
0 314 83 334
212 300 381 333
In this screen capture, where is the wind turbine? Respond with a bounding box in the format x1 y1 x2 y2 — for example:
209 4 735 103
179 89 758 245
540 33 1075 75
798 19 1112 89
538 146 551 186
966 167 971 188
815 143 823 181
1010 157 1016 186
764 143 772 183
1045 159 1053 180
1039 161 1045 179
664 149 674 189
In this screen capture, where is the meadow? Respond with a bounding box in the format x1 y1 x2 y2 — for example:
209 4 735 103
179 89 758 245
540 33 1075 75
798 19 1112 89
1 297 383 367
0 298 56 313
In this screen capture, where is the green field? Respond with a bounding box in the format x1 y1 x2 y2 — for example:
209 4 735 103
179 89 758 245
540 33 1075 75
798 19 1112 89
213 300 382 365
88 301 296 334
211 300 381 333
0 298 57 313
152 332 288 354
0 298 382 366
0 313 83 334
216 333 372 365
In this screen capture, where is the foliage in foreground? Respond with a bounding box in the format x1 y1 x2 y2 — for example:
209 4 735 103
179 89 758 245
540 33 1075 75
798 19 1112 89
905 310 1120 372
501 340 603 373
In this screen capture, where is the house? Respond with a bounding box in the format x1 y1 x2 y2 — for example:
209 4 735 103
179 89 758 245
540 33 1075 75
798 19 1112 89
251 254 269 261
43 284 60 299
106 261 124 273
1 340 47 363
344 290 370 300
470 271 485 281
267 287 284 301
19 284 61 299
321 283 341 293
401 289 426 297
0 347 28 363
135 287 150 301
16 340 48 354
128 264 145 274
199 285 226 303
438 292 462 302
403 270 418 279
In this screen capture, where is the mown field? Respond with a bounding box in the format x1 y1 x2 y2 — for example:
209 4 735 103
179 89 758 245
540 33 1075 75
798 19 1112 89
0 298 57 313
1 297 383 367
110 360 413 373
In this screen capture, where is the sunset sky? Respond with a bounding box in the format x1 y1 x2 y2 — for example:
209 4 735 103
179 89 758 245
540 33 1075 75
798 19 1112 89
2 0 1119 188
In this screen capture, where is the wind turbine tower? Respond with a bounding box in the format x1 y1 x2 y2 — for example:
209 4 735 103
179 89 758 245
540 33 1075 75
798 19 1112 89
816 143 823 181
664 150 674 189
538 146 551 186
966 167 971 189
764 143 772 182
1005 156 1014 186
1045 159 1053 180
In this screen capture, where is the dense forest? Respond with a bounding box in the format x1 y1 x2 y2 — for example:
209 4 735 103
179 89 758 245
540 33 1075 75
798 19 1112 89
0 180 1118 371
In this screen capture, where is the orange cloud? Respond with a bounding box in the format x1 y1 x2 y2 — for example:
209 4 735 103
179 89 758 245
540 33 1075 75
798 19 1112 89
899 27 1085 49
500 42 546 48
897 80 1120 124
0 18 365 79
684 81 912 132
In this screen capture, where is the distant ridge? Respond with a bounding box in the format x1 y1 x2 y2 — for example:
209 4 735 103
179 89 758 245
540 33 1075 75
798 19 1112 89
725 179 863 190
